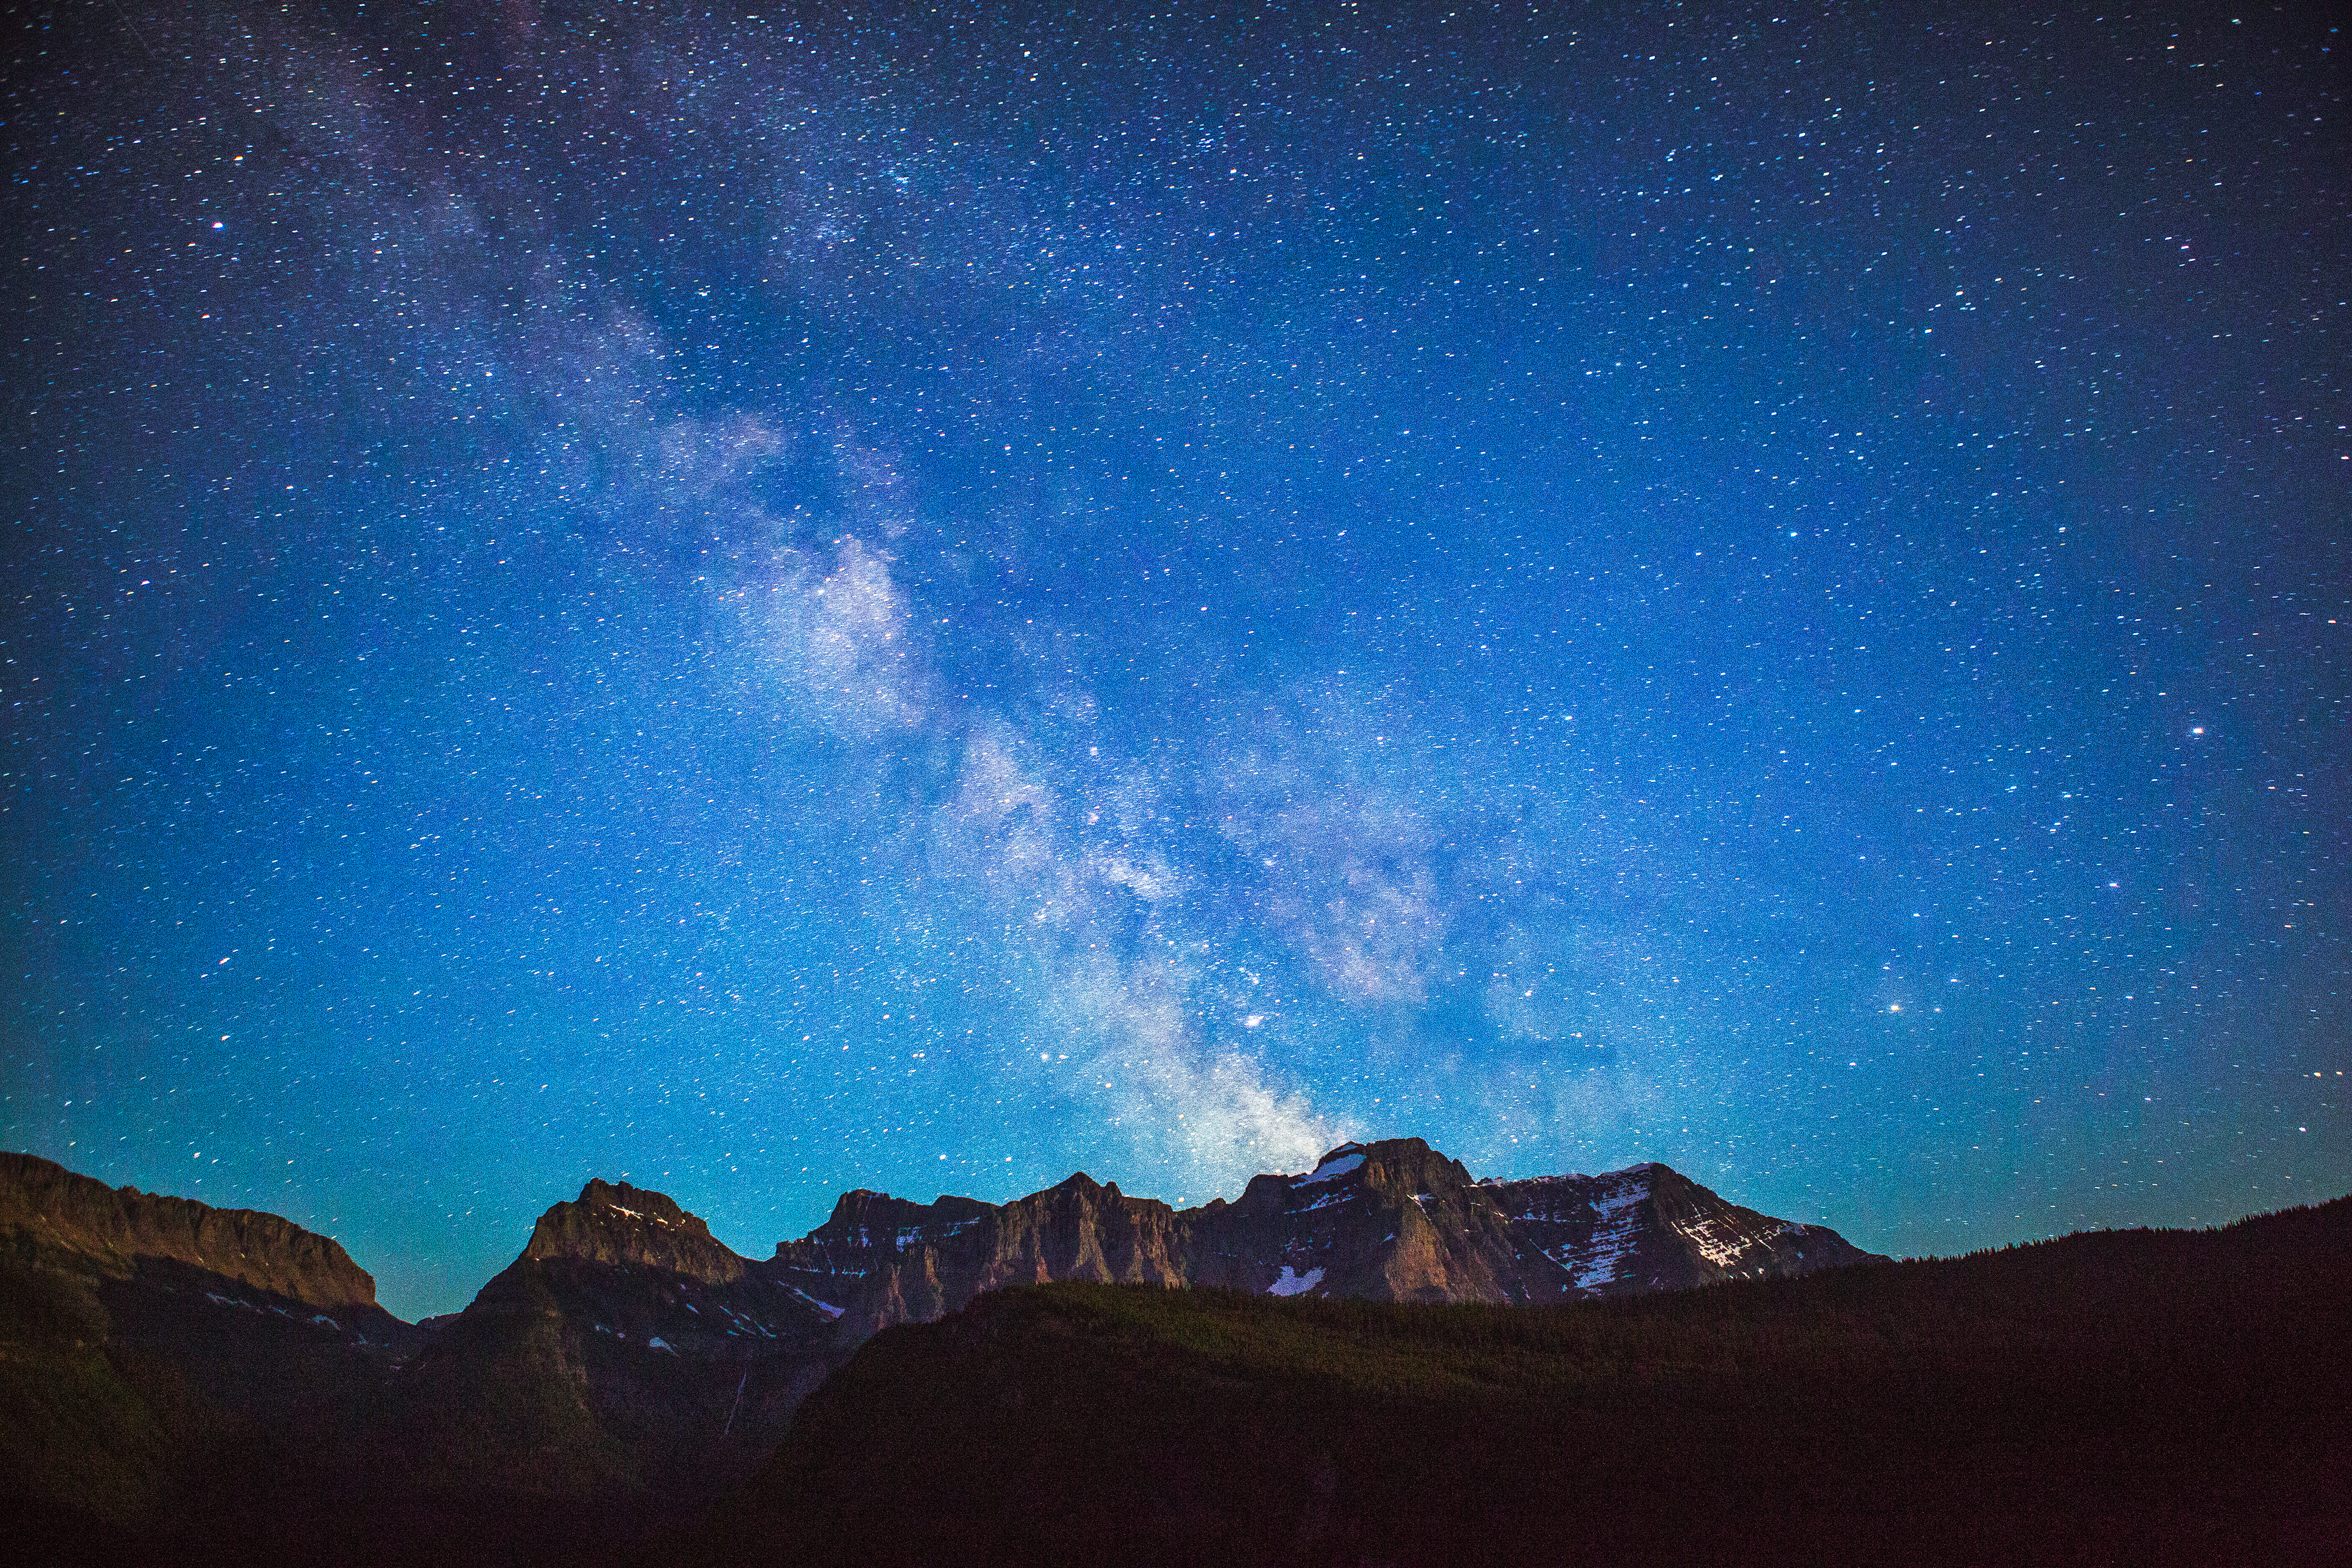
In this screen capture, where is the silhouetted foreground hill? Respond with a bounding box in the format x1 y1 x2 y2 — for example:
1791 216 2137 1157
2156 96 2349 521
691 1197 2352 1568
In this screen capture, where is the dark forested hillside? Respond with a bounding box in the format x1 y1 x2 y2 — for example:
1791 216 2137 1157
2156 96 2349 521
690 1198 2352 1568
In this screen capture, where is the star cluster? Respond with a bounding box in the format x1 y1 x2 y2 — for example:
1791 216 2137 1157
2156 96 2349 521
2 1 2344 1318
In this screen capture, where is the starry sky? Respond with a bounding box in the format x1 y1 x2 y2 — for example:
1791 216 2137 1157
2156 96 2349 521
4 1 2345 1320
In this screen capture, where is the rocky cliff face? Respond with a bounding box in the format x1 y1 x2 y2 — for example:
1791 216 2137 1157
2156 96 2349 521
759 1137 1878 1329
0 1151 382 1313
1482 1161 1877 1296
770 1174 1192 1337
0 1153 417 1555
1189 1139 1532 1303
516 1179 747 1281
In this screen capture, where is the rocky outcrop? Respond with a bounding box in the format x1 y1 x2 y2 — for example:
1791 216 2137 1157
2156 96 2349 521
1191 1139 1531 1303
514 1179 749 1283
0 1151 381 1313
770 1174 1191 1337
0 1154 419 1551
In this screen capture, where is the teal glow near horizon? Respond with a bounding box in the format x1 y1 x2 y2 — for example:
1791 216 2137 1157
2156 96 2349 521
3 1 2344 1320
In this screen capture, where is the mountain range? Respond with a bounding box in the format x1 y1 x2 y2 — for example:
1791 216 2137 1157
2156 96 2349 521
9 1136 2343 1564
1 1137 1875 1561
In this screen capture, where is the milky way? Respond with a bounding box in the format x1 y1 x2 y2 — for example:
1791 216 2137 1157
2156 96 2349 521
3 2 2344 1318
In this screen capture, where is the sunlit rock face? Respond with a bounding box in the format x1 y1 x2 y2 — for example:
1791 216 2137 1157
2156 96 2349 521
0 1149 386 1317
770 1175 1190 1339
462 1178 830 1343
516 1179 750 1281
1188 1139 1527 1303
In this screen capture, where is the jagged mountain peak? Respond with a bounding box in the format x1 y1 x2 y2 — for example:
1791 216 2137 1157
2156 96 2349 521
516 1177 744 1283
1055 1171 1141 1205
1479 1161 1875 1297
803 1187 992 1248
575 1177 699 1225
1314 1136 1469 1188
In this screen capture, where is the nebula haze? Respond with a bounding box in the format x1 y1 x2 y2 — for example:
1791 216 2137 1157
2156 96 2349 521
2 1 2345 1318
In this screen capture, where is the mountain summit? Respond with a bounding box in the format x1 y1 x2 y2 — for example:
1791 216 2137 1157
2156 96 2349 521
516 1178 750 1281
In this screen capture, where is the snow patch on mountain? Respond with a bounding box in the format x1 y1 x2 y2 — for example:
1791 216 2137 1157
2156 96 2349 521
1267 1265 1325 1296
1677 1215 1789 1269
1295 1147 1366 1186
1537 1171 1652 1290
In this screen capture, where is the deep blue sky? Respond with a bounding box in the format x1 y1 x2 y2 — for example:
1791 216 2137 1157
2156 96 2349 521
4 1 2344 1319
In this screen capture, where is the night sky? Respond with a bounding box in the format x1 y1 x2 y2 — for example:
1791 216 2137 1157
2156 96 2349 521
4 2 2344 1320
